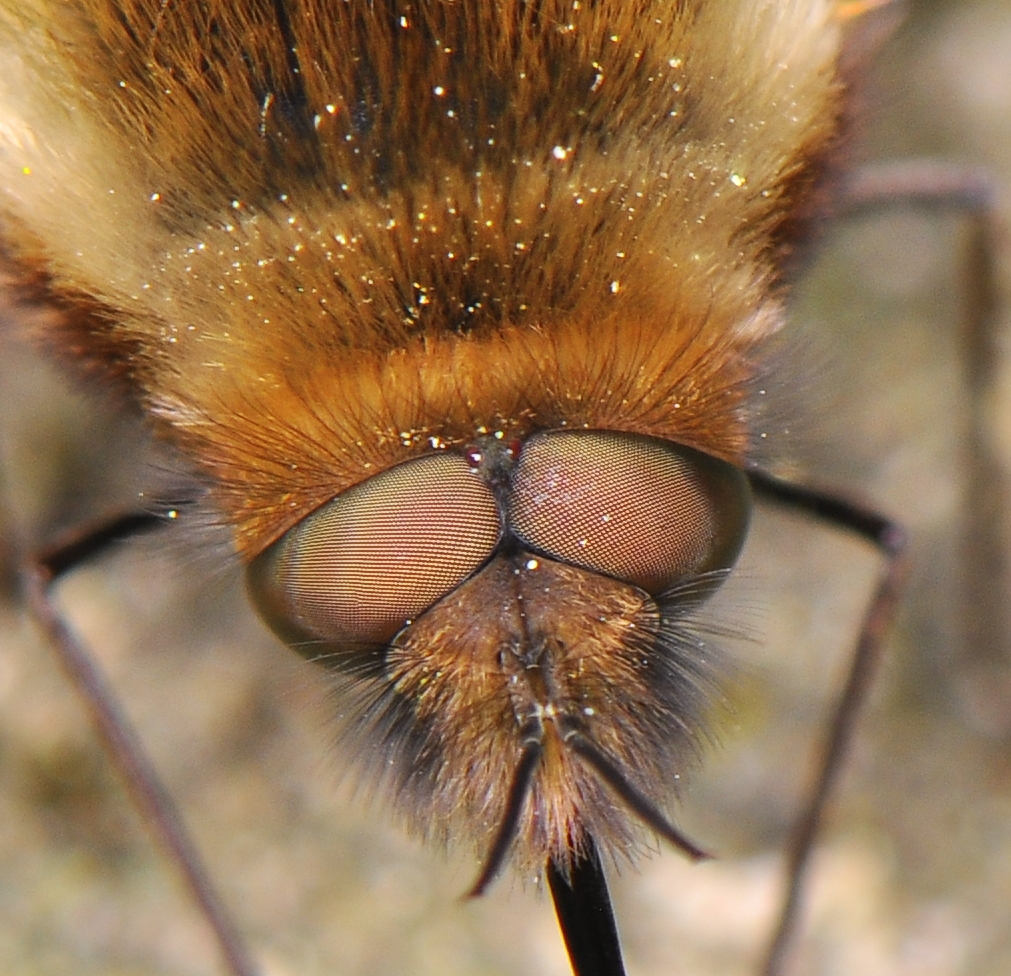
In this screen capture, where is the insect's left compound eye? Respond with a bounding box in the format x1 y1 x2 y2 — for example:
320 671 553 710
508 430 751 594
247 453 501 648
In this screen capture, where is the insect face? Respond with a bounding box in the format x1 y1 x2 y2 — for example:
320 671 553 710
0 1 1009 975
247 427 749 873
4 0 840 892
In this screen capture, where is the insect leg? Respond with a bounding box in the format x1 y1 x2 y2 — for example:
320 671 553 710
756 160 1004 974
746 472 909 976
21 506 261 976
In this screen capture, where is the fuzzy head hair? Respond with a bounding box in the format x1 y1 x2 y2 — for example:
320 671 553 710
1 0 853 878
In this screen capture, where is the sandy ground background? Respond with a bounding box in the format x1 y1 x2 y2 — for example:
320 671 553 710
2 1 1011 974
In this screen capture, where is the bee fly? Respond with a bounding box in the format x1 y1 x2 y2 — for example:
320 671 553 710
0 1 1004 975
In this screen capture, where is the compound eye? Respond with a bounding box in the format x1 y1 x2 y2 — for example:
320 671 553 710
508 431 751 594
247 453 500 648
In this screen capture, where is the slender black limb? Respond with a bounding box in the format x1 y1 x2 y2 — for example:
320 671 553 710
35 509 174 579
547 838 627 976
563 727 710 862
747 471 909 976
841 160 1009 668
751 159 1004 975
467 736 543 898
22 507 261 976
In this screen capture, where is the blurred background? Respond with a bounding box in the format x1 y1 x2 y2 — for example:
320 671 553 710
2 1 1011 974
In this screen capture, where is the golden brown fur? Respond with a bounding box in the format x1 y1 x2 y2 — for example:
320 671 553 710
0 0 871 876
1 0 847 551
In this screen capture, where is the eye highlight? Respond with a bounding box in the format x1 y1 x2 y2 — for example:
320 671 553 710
508 430 751 594
247 452 500 648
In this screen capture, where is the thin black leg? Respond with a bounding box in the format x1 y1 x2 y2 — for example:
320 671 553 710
548 840 627 976
748 471 909 976
22 505 261 976
753 158 1004 975
34 510 170 578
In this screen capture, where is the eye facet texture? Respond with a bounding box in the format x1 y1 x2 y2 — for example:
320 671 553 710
508 431 750 594
249 429 750 653
248 453 500 646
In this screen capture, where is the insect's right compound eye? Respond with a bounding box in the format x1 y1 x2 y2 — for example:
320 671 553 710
507 430 751 595
247 453 501 649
